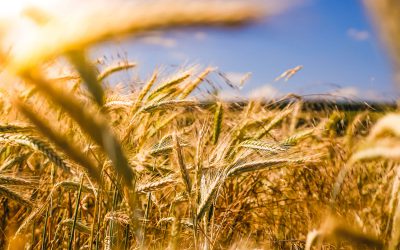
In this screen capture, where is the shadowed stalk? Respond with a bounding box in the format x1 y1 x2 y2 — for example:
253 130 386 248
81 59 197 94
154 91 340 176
0 185 33 208
173 134 191 194
67 50 104 106
139 193 152 249
0 124 33 133
124 225 130 250
68 175 84 250
16 99 102 183
41 205 50 250
108 185 120 249
21 70 135 190
95 185 103 250
212 102 223 145
168 205 183 250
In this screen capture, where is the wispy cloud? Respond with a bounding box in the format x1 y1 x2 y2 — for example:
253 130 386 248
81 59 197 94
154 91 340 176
139 35 177 48
363 90 387 102
218 89 242 101
347 28 370 41
329 86 390 101
169 51 188 61
248 84 281 100
330 87 359 98
193 31 207 41
221 85 389 102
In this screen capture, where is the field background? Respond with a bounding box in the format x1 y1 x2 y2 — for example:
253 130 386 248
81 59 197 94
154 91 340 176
0 0 400 249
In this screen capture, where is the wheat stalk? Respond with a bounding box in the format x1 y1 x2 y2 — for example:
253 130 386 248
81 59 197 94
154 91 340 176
0 134 71 173
7 1 262 73
180 67 214 99
17 99 101 183
173 134 192 194
136 176 176 193
60 219 91 235
97 61 136 82
0 175 37 187
227 158 308 177
0 185 33 208
239 140 288 153
22 71 135 188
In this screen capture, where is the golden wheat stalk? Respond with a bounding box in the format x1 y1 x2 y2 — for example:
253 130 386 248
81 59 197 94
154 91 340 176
368 113 400 139
281 128 314 146
239 140 288 153
104 211 131 229
131 69 157 109
212 102 223 145
0 175 37 187
173 134 192 194
8 1 263 73
0 124 33 133
141 100 199 113
0 185 33 208
97 61 136 82
59 219 91 235
67 49 105 106
0 133 71 173
136 176 176 193
255 107 293 139
196 173 225 221
22 71 135 188
389 167 400 250
180 67 214 99
54 180 96 194
17 99 102 183
146 70 192 101
227 158 308 176
306 217 383 249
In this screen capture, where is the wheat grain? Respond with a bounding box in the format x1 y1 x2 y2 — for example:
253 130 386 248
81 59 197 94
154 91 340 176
0 185 33 208
212 102 223 145
97 61 136 82
0 134 71 173
136 176 176 193
0 175 37 187
173 134 192 194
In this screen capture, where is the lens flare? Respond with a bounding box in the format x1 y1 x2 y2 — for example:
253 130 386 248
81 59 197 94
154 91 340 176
0 0 54 18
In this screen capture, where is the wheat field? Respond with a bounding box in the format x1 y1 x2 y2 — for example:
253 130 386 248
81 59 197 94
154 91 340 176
0 0 399 249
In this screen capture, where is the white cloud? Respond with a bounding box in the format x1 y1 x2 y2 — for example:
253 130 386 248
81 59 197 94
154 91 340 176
194 31 207 41
363 90 389 102
347 28 370 41
219 85 389 102
248 84 281 100
169 51 188 61
330 87 359 98
218 89 242 101
329 87 391 102
139 35 177 48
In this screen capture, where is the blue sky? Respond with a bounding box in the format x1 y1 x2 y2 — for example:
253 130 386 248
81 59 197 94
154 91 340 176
96 0 397 101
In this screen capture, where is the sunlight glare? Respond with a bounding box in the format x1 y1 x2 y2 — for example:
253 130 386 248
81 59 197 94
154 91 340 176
0 0 54 18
